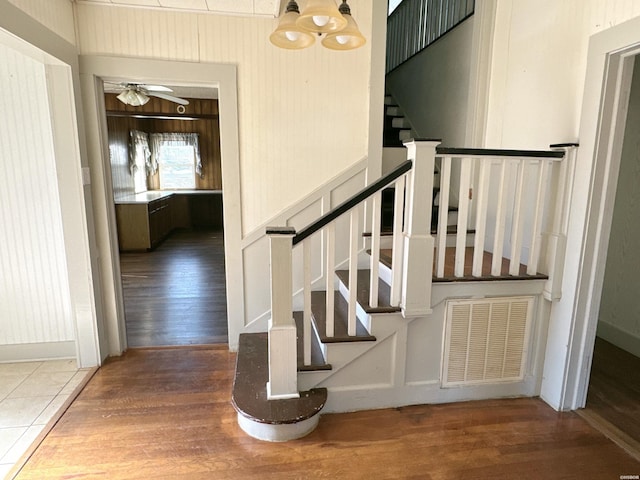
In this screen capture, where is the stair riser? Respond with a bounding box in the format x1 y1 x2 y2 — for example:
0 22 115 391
392 117 411 129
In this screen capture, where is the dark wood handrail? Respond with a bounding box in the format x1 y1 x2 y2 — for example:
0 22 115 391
435 147 564 159
291 160 413 246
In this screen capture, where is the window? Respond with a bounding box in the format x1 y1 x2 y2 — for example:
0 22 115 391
158 145 197 189
150 133 203 190
130 130 151 194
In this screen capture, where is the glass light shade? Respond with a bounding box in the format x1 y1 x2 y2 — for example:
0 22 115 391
297 0 347 34
270 10 315 49
322 13 366 50
117 88 149 106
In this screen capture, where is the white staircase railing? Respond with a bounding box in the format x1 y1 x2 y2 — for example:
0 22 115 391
265 140 577 399
432 146 575 281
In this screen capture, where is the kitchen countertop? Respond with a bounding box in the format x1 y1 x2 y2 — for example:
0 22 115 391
114 190 222 205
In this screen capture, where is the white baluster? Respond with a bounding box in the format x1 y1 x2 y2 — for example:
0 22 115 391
303 238 312 366
454 157 471 277
390 175 406 306
325 222 335 338
508 160 526 276
436 156 451 278
527 160 550 275
266 227 299 400
348 208 359 336
472 159 490 277
491 161 508 276
369 191 382 308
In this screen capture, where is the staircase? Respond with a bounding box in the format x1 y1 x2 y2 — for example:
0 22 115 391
383 94 415 147
232 141 578 442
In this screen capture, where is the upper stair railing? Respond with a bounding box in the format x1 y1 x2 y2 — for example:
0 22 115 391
264 140 577 400
387 0 475 73
432 147 576 281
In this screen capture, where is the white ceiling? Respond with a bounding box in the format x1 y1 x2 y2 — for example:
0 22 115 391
74 0 281 17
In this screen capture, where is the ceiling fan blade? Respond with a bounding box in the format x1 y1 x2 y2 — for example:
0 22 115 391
147 91 190 106
144 85 173 92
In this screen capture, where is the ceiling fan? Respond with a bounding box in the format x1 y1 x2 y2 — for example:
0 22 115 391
107 82 190 107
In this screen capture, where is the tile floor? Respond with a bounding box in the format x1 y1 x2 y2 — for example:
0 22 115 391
0 359 93 479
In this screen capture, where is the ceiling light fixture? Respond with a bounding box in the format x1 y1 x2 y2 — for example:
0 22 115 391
270 0 365 51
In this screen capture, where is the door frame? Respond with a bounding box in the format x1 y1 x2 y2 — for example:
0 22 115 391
547 18 640 411
79 55 243 358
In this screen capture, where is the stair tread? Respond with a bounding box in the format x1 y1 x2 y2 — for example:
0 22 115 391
231 333 327 425
335 269 401 314
293 312 332 371
376 247 548 281
310 291 376 343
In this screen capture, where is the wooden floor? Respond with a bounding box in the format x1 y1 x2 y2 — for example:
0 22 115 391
583 337 640 450
16 347 639 479
119 229 228 347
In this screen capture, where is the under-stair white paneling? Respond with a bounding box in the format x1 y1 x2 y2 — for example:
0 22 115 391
75 1 372 235
7 0 76 45
0 43 75 349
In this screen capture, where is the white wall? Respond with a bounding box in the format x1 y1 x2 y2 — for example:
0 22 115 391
385 16 474 146
0 41 75 360
0 0 105 366
485 0 640 149
75 1 374 236
7 0 75 45
597 58 640 358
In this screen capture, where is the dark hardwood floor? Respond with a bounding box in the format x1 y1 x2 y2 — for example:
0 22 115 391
583 337 640 452
15 347 640 479
119 229 228 347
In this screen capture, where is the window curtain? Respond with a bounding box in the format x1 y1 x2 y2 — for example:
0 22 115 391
129 130 151 175
149 133 203 178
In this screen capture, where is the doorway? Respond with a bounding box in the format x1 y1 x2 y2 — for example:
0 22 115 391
581 55 640 455
103 85 228 347
79 55 244 357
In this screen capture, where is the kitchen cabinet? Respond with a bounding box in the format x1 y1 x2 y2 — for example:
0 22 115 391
116 196 173 251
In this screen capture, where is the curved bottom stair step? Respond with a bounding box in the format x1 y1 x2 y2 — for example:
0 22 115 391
232 333 327 441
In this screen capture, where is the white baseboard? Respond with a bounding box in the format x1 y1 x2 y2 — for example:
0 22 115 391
321 376 539 413
0 341 76 363
597 321 640 358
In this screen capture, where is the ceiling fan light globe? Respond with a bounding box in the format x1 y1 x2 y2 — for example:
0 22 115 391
312 15 330 27
296 0 346 34
285 30 300 41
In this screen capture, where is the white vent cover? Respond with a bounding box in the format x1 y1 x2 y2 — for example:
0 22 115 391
442 296 534 387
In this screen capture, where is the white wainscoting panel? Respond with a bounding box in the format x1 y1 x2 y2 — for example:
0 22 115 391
0 43 75 348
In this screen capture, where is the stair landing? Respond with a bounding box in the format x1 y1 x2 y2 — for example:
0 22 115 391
231 333 327 441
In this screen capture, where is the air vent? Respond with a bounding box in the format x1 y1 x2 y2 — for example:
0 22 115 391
442 297 533 387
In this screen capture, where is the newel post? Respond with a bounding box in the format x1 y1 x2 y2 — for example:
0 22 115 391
401 139 440 317
543 143 579 301
266 226 300 400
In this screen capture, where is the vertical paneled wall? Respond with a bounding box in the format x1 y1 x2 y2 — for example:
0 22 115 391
7 0 76 45
75 1 373 235
485 0 640 149
107 115 137 198
0 43 75 348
